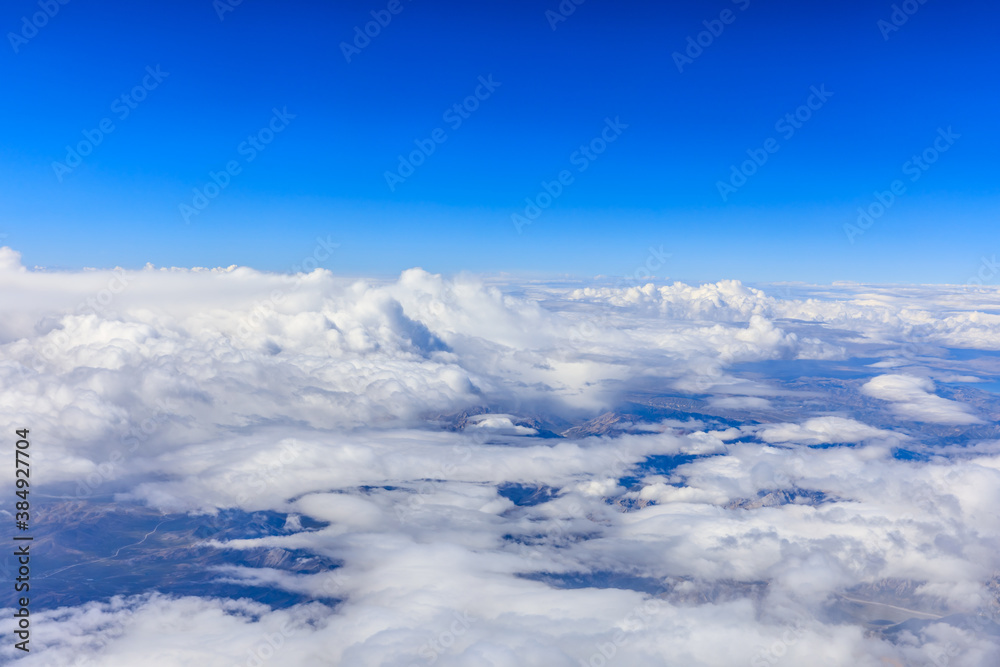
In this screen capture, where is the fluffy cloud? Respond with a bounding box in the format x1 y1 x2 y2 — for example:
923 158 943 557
1 249 998 665
757 416 900 444
861 374 984 424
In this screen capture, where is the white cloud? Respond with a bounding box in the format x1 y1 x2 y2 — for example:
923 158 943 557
0 246 25 273
861 374 984 424
466 414 538 435
1 249 998 665
758 416 899 444
709 395 772 410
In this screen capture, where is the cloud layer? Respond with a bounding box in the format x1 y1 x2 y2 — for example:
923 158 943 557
1 248 998 666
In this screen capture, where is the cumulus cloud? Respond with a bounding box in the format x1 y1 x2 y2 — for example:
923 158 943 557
1 248 998 665
861 374 984 425
0 246 25 273
757 416 899 444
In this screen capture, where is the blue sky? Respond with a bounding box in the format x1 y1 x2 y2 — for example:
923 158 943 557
0 0 997 283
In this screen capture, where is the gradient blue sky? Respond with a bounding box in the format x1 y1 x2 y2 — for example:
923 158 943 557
1 0 997 283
